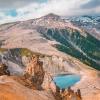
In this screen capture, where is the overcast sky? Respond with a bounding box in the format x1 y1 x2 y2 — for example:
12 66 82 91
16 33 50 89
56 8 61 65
0 0 100 24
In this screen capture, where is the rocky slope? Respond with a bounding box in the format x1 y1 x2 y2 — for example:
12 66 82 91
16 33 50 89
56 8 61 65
0 48 100 100
0 75 55 100
0 13 100 100
68 15 100 40
0 13 100 70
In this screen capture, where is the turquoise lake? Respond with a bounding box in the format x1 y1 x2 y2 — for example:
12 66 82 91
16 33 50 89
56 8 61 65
53 74 81 89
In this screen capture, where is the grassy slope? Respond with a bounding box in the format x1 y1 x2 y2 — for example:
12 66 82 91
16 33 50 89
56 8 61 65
40 28 100 70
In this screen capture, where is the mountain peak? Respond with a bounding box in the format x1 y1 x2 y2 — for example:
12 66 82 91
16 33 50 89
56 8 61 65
42 13 60 20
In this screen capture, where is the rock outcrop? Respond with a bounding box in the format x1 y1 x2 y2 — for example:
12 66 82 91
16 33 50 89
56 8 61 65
0 63 10 76
0 48 100 100
24 55 45 90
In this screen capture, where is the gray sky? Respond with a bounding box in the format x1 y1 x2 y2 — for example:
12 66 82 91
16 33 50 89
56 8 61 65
0 0 100 24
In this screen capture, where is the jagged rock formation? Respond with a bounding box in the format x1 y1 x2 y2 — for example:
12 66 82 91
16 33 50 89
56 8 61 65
0 48 80 75
0 63 10 76
24 55 45 90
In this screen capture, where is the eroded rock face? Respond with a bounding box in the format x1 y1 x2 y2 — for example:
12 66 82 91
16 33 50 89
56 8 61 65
0 63 10 76
24 55 45 89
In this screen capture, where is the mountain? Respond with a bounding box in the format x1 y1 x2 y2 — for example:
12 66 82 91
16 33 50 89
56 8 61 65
0 13 100 70
0 13 100 100
68 15 100 40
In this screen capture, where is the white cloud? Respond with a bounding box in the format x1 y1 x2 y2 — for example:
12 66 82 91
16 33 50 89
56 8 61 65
16 0 90 19
0 0 100 24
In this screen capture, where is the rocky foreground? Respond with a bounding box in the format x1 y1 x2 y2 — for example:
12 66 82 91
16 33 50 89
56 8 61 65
0 57 55 100
0 75 55 100
0 54 100 100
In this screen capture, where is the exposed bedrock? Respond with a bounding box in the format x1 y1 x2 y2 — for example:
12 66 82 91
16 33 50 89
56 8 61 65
24 55 45 90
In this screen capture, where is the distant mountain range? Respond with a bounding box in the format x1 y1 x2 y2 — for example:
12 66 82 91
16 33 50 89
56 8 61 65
0 13 100 70
68 15 100 40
